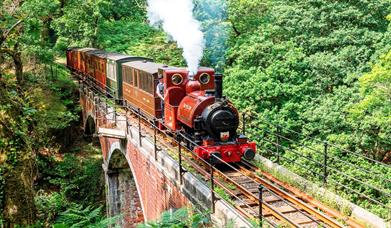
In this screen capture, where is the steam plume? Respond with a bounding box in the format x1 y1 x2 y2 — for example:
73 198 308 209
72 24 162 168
147 0 205 75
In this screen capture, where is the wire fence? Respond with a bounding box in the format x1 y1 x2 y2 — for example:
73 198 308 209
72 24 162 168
242 113 391 220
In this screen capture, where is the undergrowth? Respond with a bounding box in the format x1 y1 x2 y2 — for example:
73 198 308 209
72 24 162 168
137 207 210 228
0 65 108 227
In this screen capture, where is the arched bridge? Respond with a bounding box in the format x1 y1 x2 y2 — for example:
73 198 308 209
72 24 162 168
78 80 250 227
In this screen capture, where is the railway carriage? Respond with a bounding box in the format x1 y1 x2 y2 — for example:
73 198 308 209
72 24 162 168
122 61 166 118
88 51 107 90
105 54 152 101
66 47 79 71
66 48 98 74
78 48 98 74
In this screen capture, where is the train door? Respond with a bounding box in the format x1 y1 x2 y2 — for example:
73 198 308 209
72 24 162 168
122 65 133 106
106 60 117 98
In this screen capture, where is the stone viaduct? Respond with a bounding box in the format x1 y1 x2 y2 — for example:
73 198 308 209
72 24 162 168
79 83 251 227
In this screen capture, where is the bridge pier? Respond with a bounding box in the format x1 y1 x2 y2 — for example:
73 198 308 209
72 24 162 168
104 148 144 227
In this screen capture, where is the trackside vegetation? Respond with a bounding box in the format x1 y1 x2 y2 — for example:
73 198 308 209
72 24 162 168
0 0 390 226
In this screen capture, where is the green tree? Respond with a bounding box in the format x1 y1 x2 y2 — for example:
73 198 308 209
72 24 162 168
225 0 391 144
0 0 60 83
0 0 25 82
52 0 111 49
348 50 391 161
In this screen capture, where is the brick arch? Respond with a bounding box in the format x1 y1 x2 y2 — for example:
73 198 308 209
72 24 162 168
84 115 95 136
106 143 145 227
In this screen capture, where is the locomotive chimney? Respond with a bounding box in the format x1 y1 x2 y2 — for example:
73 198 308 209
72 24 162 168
189 73 195 81
188 68 196 81
215 73 223 100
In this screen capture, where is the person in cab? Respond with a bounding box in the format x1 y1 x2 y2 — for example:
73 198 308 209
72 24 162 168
156 74 165 120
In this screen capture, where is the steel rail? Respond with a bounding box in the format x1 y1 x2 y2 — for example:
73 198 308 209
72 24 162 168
241 160 365 228
94 96 324 227
129 111 293 227
134 117 278 227
239 161 347 228
212 167 299 227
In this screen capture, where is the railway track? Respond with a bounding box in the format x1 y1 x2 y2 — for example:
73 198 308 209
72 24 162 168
79 76 363 228
123 110 361 227
215 162 346 227
214 164 322 227
238 161 363 227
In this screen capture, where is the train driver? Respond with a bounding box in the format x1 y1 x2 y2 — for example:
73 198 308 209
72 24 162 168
156 74 165 120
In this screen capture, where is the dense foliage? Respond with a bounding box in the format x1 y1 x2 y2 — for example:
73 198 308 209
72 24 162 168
223 0 390 217
1 0 390 225
225 0 390 154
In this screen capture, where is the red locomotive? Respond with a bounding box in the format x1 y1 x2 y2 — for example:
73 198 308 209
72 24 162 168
66 48 256 163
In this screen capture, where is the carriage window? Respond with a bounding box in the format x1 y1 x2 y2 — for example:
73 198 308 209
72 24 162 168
141 72 146 92
129 68 132 84
122 68 129 83
140 72 146 92
107 63 113 80
146 74 153 94
123 67 132 84
122 68 126 82
130 68 134 85
128 68 133 85
139 71 154 94
134 70 139 87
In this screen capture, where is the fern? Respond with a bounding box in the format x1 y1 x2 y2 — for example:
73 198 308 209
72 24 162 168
54 205 120 228
137 208 209 228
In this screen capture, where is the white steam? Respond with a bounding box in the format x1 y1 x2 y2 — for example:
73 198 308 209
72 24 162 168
147 0 205 75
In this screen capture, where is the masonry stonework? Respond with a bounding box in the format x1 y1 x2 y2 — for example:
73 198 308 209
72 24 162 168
80 85 251 228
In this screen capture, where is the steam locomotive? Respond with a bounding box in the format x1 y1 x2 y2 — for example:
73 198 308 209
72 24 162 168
66 48 256 163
